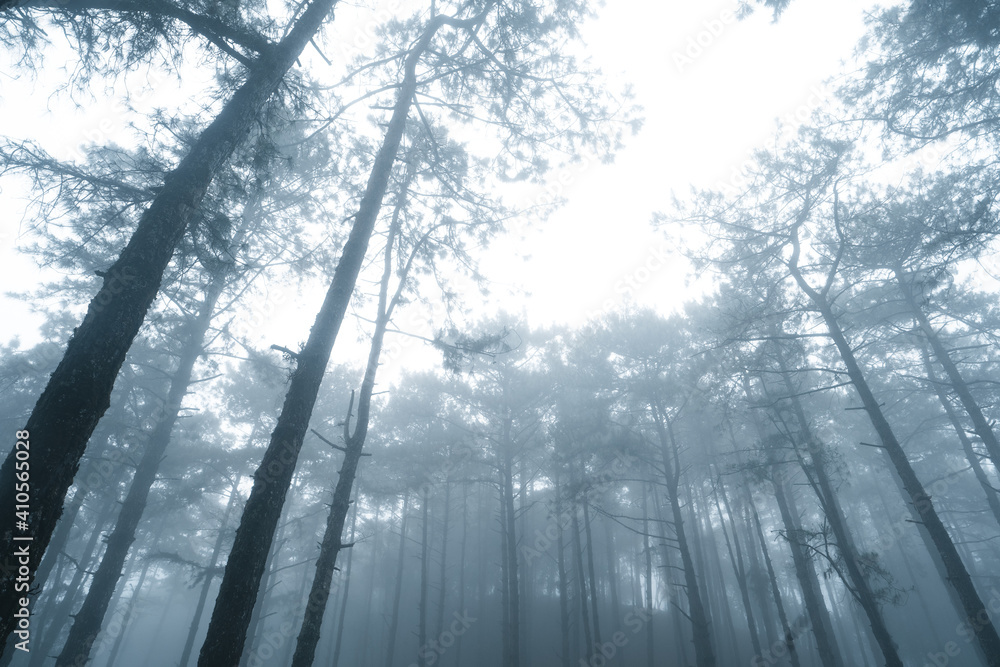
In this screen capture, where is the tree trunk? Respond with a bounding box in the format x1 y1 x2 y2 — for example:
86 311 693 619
896 268 1000 467
105 556 154 667
418 486 431 667
56 276 224 667
357 503 381 667
435 475 451 639
787 250 1000 666
384 494 410 667
0 2 339 647
330 489 361 667
641 485 654 667
581 499 602 649
198 16 449 661
711 472 763 658
651 403 715 667
748 494 801 667
555 477 572 667
774 369 904 667
178 481 239 667
917 341 1000 529
571 506 593 660
743 374 843 667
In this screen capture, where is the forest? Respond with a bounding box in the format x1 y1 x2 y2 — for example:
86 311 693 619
1 0 1000 666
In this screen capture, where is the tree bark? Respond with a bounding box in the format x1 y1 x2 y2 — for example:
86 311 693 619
786 237 1000 666
0 1 339 648
56 276 224 667
197 12 471 661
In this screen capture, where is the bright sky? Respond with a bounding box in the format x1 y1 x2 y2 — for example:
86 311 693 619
0 0 880 374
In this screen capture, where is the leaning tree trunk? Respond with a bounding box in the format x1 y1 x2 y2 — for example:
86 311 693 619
196 16 457 663
178 480 240 667
330 488 360 667
896 268 1000 468
0 1 339 648
916 340 1000 529
289 147 419 667
743 374 843 667
56 275 224 667
710 472 763 659
786 245 1000 666
771 368 904 667
650 402 715 667
748 495 802 667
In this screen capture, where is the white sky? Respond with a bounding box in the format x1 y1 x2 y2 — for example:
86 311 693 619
0 0 880 375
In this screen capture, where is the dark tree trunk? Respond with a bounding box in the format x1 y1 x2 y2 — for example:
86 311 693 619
786 246 1000 666
454 484 469 667
56 276 224 667
330 488 361 667
571 507 593 660
581 499 602 648
290 155 417 667
435 476 451 639
743 374 843 667
772 369 903 667
0 2 339 647
197 16 452 662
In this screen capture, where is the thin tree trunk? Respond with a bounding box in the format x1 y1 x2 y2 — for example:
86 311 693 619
0 2 339 646
896 268 1000 467
418 486 431 667
199 13 465 660
788 234 1000 665
555 477 572 667
581 499 602 649
357 503 381 667
330 490 361 667
773 370 903 667
711 472 763 658
105 557 154 667
917 341 1000 529
651 402 715 667
743 374 843 667
454 484 468 667
748 494 801 667
641 484 654 667
56 276 224 667
435 475 451 639
571 506 593 660
178 481 239 667
384 494 410 667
